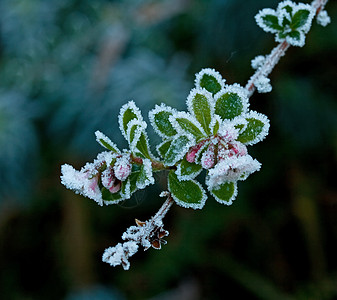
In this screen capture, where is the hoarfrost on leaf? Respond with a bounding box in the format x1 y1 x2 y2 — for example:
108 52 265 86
255 1 315 47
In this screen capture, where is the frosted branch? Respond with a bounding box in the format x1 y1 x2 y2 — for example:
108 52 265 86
246 0 330 98
102 192 174 270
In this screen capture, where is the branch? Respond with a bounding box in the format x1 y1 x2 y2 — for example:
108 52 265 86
245 0 329 98
102 192 174 270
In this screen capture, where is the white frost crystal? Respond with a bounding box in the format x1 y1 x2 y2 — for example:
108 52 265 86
206 155 261 190
251 55 266 70
316 10 331 27
254 76 272 93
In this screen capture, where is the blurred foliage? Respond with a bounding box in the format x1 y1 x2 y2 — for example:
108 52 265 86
0 0 336 299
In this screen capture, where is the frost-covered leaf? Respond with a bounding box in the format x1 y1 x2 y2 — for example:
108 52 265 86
164 134 194 166
237 111 270 145
95 131 119 153
136 159 154 189
255 9 282 33
210 114 221 135
291 9 310 29
134 132 152 159
156 140 172 158
288 30 301 41
127 119 145 148
262 13 283 31
118 101 143 140
149 104 177 139
194 141 210 164
209 181 237 206
170 112 206 141
102 187 124 205
175 157 202 181
187 88 214 135
168 171 207 209
195 68 224 95
215 86 248 120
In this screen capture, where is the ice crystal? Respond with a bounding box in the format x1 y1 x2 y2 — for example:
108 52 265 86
206 155 261 190
251 55 266 70
254 76 272 93
316 10 331 27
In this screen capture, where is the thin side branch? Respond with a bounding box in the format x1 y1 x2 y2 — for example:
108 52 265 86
245 0 329 98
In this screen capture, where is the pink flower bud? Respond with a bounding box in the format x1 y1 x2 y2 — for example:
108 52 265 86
101 167 121 193
186 141 205 163
114 156 132 181
229 141 247 157
201 144 215 169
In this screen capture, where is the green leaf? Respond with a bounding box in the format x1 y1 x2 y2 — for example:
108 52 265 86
199 74 222 94
215 92 244 120
123 108 137 134
237 113 269 145
101 187 123 203
151 109 177 138
95 131 119 153
188 92 213 135
291 9 310 29
288 30 301 41
136 159 154 189
164 135 193 166
168 171 206 209
175 116 205 140
157 140 172 158
119 101 143 139
134 132 152 159
127 121 140 146
210 181 237 205
176 157 202 180
211 116 220 135
262 14 283 31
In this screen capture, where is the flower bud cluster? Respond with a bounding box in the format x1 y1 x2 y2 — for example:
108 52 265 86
61 151 132 206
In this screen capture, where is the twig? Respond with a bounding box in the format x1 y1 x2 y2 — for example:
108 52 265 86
245 0 329 98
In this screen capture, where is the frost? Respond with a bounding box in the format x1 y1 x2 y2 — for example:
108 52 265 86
200 143 215 169
255 1 315 47
136 158 155 189
251 55 266 70
148 103 177 139
254 76 272 93
169 176 207 210
210 182 238 206
118 100 144 140
103 209 170 269
240 111 270 145
169 111 207 139
194 68 225 95
175 160 202 181
95 130 119 152
113 154 132 181
101 167 121 193
316 10 331 27
206 155 261 190
186 87 214 117
61 163 103 206
126 118 147 150
102 241 139 270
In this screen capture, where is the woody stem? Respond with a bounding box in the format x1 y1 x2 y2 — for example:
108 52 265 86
153 193 174 222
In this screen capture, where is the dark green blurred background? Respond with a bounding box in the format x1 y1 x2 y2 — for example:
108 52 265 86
0 0 336 299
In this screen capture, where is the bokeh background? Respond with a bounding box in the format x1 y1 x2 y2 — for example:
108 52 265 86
0 0 336 299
